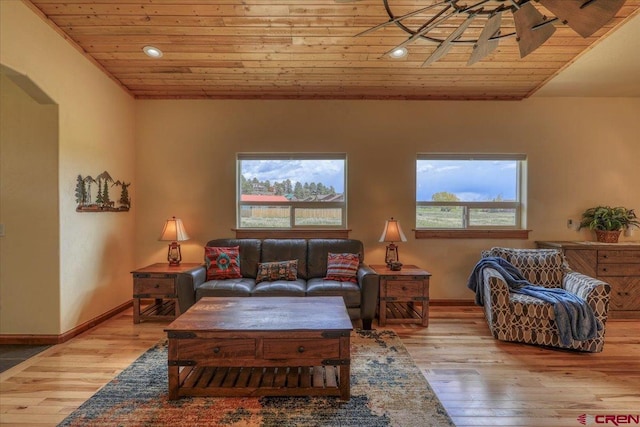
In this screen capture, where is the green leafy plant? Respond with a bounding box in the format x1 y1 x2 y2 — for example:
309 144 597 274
579 206 640 231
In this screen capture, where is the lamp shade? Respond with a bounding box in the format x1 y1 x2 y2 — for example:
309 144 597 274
159 216 190 242
379 217 407 243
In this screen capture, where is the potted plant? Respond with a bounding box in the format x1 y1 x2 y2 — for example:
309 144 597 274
578 206 640 243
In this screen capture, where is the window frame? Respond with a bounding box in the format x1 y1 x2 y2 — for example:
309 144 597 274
416 153 526 231
237 153 347 230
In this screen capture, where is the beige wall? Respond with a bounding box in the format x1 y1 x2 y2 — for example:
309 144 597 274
2 2 639 338
136 99 640 300
1 2 136 334
0 74 60 334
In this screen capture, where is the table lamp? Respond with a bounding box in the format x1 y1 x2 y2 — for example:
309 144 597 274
159 216 190 266
379 217 407 268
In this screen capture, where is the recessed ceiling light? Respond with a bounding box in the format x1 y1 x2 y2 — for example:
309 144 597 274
143 46 163 58
389 47 408 59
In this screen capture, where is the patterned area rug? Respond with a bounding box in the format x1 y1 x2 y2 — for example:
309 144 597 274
59 330 453 426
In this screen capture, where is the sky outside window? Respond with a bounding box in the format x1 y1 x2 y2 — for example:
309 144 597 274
417 159 517 202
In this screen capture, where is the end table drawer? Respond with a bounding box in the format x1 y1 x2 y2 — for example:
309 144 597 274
263 339 340 359
134 277 175 295
385 281 424 299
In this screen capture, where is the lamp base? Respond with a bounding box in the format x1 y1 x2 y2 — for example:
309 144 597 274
167 242 182 266
385 243 399 267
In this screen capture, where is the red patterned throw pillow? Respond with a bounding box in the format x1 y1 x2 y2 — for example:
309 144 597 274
256 260 298 283
205 246 242 280
325 252 359 282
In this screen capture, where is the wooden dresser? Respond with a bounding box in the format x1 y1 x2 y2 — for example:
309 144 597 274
536 241 640 319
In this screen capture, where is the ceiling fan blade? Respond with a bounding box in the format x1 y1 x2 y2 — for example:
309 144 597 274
538 0 625 38
513 1 556 58
382 6 455 57
467 11 503 65
355 1 448 37
423 13 477 66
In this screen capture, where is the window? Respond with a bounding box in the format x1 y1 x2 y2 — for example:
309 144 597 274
416 154 526 230
237 153 346 229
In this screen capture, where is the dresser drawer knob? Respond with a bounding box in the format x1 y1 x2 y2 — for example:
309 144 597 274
402 286 407 291
213 347 220 354
298 346 305 353
155 284 160 288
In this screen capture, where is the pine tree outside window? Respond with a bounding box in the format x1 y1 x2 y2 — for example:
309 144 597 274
237 153 347 229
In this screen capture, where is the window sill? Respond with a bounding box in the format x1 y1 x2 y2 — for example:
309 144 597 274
233 229 351 239
414 229 531 239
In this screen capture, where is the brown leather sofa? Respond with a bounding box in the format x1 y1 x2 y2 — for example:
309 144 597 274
176 238 379 329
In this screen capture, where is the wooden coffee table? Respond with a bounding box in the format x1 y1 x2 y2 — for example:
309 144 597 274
165 296 353 400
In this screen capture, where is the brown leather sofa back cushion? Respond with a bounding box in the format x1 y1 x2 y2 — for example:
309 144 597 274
261 239 308 280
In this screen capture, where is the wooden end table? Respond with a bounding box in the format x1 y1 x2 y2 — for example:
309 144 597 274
131 263 201 324
165 296 353 400
371 264 431 327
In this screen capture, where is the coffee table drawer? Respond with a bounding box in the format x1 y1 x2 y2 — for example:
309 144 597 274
177 339 256 360
263 339 340 359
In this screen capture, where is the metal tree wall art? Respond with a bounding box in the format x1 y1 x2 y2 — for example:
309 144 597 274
356 0 626 66
75 171 131 212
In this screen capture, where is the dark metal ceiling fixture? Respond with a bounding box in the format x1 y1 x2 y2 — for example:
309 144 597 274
356 0 626 66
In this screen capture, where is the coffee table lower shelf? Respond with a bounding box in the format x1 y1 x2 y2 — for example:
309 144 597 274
172 365 345 398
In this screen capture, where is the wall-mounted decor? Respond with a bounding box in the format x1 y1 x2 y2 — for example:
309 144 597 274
75 171 131 212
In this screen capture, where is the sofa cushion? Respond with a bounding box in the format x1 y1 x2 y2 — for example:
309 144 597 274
485 247 564 288
252 279 307 296
308 239 364 279
205 246 241 280
325 252 359 282
261 239 308 279
256 260 298 283
306 277 361 307
206 239 261 278
196 278 256 298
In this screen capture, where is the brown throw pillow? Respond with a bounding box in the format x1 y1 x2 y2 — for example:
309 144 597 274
256 260 298 283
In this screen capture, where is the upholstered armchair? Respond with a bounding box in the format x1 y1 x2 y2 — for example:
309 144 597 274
475 248 611 352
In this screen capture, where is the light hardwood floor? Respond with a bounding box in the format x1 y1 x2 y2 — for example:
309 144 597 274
1 306 638 426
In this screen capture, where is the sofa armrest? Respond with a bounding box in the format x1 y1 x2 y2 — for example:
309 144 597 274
357 263 379 328
176 265 207 314
563 271 611 323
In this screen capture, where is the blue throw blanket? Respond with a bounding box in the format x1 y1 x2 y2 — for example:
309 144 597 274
467 257 600 347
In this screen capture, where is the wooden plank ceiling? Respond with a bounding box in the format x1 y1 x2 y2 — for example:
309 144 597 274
25 0 640 100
